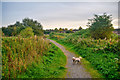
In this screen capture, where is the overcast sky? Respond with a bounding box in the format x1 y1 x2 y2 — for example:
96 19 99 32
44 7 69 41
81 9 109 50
1 1 119 29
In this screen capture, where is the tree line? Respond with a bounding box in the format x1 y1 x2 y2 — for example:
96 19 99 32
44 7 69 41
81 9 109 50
44 26 82 34
2 18 43 37
2 13 116 39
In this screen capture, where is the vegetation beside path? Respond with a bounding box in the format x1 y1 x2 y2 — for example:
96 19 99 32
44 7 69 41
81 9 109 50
50 38 103 78
49 29 120 79
2 37 66 78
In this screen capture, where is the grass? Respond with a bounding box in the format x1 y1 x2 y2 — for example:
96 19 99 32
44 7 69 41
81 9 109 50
51 38 103 78
49 30 120 79
2 36 67 78
17 43 67 78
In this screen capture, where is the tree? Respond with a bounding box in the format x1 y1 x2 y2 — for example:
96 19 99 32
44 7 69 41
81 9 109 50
55 28 58 32
79 26 82 30
2 27 14 36
2 18 43 36
69 29 73 33
65 28 68 31
22 18 43 36
59 28 63 33
87 13 114 39
20 27 34 38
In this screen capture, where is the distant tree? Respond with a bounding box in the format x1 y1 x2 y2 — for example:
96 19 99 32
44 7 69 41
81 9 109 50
65 28 68 31
55 28 58 31
79 26 82 30
69 29 73 33
59 28 63 33
54 28 58 32
20 27 34 38
87 13 114 39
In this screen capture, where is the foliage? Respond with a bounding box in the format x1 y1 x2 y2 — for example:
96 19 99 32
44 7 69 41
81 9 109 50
0 29 4 36
65 28 68 31
2 37 66 78
2 23 25 36
59 28 63 33
87 13 114 39
2 18 43 36
44 30 51 34
54 28 59 32
19 27 34 38
17 43 66 78
74 29 91 38
49 32 55 38
66 30 71 33
79 26 82 30
50 29 120 79
22 18 43 36
69 29 73 33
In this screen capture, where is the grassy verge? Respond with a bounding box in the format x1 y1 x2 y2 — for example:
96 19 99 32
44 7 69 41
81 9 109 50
49 29 119 79
17 42 67 78
50 38 104 78
2 37 66 78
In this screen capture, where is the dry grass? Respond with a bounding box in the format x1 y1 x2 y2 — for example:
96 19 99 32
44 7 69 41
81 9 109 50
2 36 50 78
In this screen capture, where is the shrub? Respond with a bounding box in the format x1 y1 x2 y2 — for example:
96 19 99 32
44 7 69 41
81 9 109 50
19 27 34 38
49 32 55 38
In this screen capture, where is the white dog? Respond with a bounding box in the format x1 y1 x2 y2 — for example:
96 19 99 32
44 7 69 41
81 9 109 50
72 56 82 64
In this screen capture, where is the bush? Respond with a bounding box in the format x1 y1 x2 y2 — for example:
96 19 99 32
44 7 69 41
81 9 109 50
20 27 34 38
49 32 55 38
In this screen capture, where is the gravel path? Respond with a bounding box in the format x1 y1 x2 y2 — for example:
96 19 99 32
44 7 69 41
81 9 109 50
49 39 91 78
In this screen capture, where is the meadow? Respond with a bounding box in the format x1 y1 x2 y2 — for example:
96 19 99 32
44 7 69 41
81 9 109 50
2 36 66 78
49 29 120 79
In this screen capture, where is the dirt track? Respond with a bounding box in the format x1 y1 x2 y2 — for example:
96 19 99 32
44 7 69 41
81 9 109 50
49 39 91 78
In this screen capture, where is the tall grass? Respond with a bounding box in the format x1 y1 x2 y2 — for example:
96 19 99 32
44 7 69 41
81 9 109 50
2 36 66 78
2 36 50 78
